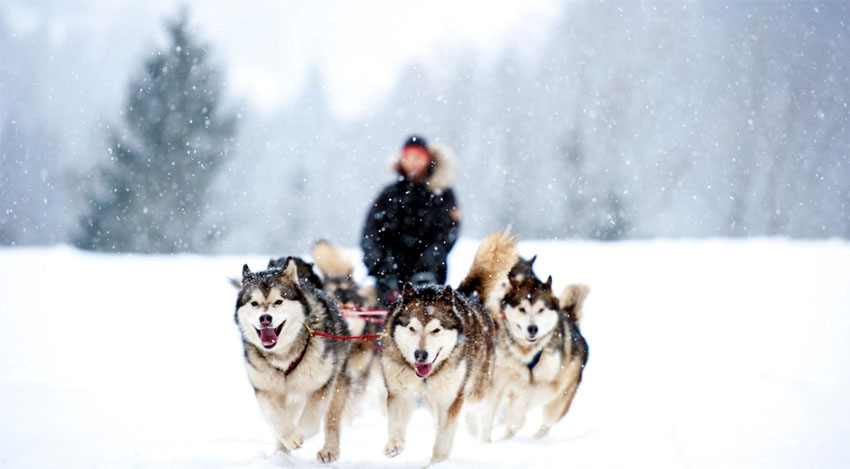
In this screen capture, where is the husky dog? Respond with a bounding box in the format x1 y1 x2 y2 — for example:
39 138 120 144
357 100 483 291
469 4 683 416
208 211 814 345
234 259 351 463
508 254 538 283
475 249 590 441
381 231 517 464
267 256 324 291
479 254 539 319
311 240 382 413
311 240 378 310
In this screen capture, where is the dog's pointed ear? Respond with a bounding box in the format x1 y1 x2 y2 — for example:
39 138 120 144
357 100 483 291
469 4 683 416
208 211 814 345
544 275 552 290
282 258 299 284
529 255 537 266
241 264 252 288
442 284 454 301
402 282 416 299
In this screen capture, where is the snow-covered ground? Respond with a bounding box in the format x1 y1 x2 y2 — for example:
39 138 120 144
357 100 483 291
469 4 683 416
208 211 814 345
1 239 849 468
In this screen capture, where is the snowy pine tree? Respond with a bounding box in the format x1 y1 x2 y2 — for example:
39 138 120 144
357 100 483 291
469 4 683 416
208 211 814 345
76 11 236 253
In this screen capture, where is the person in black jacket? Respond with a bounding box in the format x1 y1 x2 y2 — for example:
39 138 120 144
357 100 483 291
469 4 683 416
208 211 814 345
361 135 461 307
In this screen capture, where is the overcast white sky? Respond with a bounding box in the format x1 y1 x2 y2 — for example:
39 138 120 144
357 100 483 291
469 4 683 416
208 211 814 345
193 0 562 117
4 0 562 118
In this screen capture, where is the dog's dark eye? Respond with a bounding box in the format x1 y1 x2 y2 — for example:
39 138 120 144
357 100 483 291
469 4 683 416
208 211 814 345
251 301 259 307
409 326 416 333
518 307 526 313
432 328 441 334
274 299 283 306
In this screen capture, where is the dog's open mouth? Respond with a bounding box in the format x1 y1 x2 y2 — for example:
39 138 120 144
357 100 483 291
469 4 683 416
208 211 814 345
414 349 441 378
255 322 285 349
526 335 538 343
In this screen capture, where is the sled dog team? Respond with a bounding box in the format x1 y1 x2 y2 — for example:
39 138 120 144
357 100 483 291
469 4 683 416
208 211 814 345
233 230 590 464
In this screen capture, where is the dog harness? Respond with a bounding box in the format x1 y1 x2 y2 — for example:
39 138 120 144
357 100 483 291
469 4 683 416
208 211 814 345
527 349 543 371
284 335 310 376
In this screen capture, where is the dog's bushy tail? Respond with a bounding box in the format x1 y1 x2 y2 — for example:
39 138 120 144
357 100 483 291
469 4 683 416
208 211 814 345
559 284 590 324
312 240 354 278
458 229 518 302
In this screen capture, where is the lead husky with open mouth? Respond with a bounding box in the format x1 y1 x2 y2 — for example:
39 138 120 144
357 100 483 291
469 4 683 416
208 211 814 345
380 231 517 464
234 259 351 463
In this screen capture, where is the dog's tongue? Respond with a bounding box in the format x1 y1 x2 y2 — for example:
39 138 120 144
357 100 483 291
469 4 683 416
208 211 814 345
259 327 278 347
415 363 433 378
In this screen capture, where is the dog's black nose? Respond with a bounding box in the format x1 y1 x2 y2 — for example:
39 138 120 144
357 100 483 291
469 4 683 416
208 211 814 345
259 314 272 326
527 324 538 336
414 349 429 363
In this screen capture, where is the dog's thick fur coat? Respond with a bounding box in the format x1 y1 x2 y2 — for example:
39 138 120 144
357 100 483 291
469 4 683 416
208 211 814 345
234 259 351 463
380 230 516 464
467 238 590 441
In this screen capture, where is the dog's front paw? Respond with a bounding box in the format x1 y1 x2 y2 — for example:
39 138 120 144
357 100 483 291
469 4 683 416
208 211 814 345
533 425 551 439
317 444 340 464
502 427 519 440
428 453 449 466
279 431 304 452
384 438 404 458
274 442 291 455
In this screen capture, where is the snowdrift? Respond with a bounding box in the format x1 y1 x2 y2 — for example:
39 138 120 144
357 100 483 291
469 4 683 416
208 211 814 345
1 239 848 468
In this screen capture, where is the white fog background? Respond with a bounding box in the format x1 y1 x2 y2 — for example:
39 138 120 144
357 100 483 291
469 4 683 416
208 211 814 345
2 0 847 254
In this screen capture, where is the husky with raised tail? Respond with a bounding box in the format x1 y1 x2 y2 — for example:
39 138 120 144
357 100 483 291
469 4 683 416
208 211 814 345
234 259 351 463
474 250 591 441
380 230 517 464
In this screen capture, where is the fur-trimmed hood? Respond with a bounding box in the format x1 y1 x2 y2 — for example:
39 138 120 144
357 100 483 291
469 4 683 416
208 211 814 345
390 143 457 193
